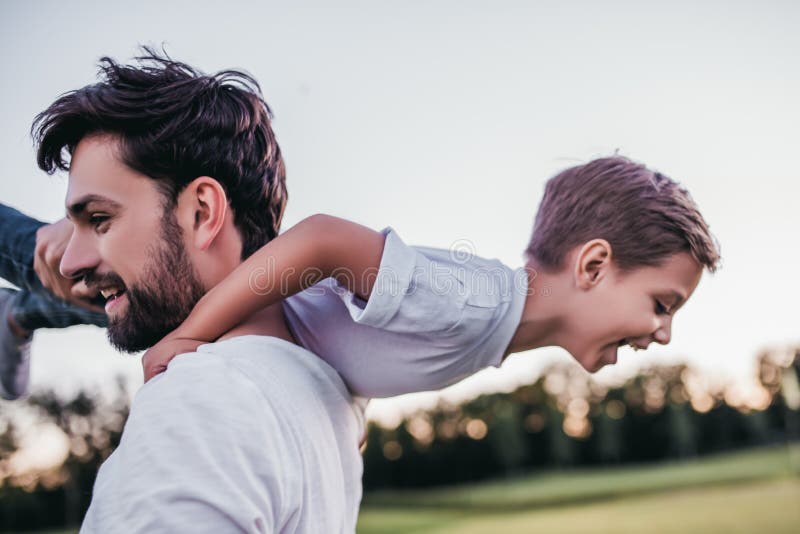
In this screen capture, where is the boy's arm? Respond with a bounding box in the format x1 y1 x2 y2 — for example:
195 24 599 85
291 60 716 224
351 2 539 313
283 230 528 397
142 214 384 380
184 214 383 332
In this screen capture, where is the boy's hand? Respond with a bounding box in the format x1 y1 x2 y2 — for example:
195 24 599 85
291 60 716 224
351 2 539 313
34 218 103 312
142 336 205 382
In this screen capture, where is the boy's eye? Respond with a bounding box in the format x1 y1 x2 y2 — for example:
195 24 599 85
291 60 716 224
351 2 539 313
655 301 670 315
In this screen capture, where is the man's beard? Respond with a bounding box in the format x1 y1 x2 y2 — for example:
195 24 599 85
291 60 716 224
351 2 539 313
104 213 205 353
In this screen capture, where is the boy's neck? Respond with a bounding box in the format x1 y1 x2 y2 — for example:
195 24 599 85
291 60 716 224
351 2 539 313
504 262 567 358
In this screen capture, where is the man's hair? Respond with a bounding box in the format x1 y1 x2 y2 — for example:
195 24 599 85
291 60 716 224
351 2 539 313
525 156 720 273
32 47 287 260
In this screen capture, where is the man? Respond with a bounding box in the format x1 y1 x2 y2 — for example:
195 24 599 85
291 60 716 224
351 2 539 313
32 51 364 532
15 46 718 533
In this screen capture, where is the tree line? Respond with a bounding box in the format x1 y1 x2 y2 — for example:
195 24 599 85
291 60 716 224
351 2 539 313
362 346 799 489
0 346 798 531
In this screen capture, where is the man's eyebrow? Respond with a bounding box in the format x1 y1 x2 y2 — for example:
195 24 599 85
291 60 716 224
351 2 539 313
66 195 121 219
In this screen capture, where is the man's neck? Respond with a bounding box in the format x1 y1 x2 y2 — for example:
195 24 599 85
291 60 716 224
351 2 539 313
217 303 297 345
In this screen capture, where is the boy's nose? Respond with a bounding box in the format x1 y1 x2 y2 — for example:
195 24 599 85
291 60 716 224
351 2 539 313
60 230 101 281
654 316 672 345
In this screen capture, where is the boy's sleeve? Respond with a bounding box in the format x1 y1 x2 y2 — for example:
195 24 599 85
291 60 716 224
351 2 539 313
335 229 469 333
283 228 528 398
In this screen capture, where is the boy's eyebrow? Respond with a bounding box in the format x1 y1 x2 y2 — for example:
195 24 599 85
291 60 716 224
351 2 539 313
668 291 686 310
66 194 121 220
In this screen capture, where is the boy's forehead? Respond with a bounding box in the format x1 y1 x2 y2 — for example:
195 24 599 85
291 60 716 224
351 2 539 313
641 252 703 302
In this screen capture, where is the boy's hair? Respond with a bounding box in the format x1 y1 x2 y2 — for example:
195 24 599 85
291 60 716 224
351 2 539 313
525 156 720 273
32 47 287 260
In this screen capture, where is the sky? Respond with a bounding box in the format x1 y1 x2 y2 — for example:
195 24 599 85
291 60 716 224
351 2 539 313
0 0 798 425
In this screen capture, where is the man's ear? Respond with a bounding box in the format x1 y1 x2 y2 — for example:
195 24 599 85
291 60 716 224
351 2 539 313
573 239 613 289
178 177 228 251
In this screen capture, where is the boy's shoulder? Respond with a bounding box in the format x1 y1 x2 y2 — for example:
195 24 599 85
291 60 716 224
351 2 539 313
284 228 527 397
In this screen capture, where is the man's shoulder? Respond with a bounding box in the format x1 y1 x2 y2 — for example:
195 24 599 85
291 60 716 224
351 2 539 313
86 346 305 534
142 335 363 428
91 336 364 533
136 337 295 422
132 347 278 432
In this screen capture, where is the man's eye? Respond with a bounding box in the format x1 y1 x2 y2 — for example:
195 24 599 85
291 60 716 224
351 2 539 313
89 214 111 231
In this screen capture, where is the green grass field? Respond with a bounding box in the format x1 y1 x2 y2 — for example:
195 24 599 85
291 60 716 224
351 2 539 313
357 445 800 534
23 445 800 534
358 479 799 533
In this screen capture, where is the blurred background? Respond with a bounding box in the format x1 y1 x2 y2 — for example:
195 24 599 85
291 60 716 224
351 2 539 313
0 1 798 532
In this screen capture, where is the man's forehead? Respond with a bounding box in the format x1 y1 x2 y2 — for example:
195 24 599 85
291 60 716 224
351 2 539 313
65 136 159 214
64 172 129 216
66 193 122 219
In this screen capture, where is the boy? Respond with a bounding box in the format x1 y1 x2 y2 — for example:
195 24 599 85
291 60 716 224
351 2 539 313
0 204 106 399
140 156 718 389
3 157 719 399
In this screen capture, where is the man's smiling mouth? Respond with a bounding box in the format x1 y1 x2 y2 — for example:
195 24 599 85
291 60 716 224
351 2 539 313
99 286 128 313
100 287 125 300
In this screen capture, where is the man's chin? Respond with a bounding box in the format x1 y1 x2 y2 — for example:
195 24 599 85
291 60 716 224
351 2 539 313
106 319 169 354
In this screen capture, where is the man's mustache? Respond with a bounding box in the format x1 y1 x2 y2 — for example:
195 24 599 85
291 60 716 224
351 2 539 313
81 271 127 293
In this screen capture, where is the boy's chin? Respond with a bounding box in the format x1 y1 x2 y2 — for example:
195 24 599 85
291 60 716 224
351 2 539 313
575 345 618 373
573 356 601 373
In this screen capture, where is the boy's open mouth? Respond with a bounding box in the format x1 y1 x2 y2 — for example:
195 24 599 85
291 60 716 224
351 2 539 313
618 338 646 351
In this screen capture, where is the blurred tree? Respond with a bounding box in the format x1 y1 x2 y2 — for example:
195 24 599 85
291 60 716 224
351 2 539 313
594 392 626 464
545 403 575 467
487 400 526 475
0 378 129 531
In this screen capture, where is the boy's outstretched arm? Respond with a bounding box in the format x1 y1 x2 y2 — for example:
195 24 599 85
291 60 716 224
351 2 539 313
142 214 385 380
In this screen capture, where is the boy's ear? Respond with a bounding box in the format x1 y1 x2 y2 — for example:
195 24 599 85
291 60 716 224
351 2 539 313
177 176 229 251
574 239 613 289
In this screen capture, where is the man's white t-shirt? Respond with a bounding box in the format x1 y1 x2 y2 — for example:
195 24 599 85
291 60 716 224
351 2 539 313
81 335 365 534
82 228 526 532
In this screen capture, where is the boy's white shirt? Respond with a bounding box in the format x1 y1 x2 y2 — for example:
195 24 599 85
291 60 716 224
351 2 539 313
283 227 528 397
81 227 526 532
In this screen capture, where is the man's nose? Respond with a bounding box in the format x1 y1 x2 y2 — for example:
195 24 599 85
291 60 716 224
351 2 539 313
654 316 672 345
60 230 101 281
